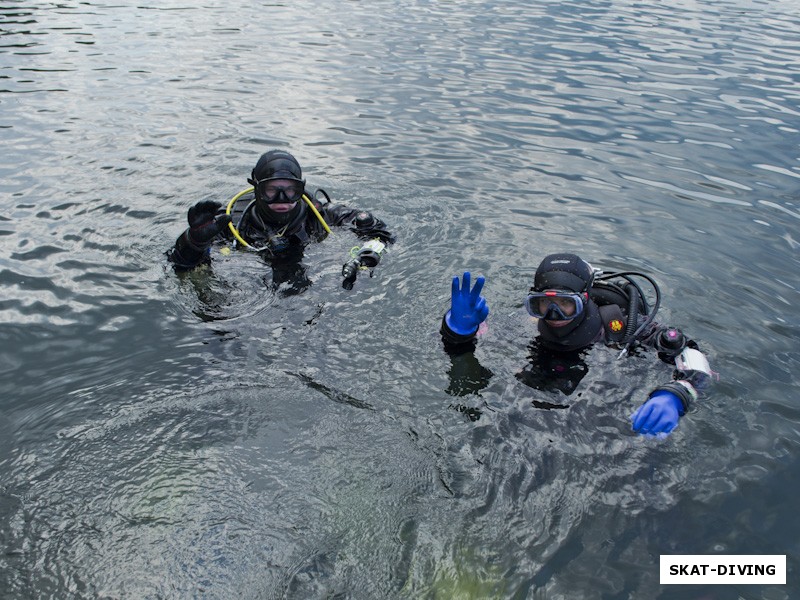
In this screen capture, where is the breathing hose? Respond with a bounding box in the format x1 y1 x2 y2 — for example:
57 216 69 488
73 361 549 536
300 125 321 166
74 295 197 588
225 187 332 248
623 283 640 343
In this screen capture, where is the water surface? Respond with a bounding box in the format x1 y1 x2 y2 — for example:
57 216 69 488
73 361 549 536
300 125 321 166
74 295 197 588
1 1 799 598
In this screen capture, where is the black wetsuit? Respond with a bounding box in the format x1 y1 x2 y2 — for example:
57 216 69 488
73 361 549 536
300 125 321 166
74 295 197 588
168 190 393 270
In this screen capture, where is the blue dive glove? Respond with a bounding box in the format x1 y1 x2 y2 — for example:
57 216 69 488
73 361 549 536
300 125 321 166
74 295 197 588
445 271 489 335
630 391 684 436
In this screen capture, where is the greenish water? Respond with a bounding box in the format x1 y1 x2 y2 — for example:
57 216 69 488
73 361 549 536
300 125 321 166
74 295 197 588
1 1 798 598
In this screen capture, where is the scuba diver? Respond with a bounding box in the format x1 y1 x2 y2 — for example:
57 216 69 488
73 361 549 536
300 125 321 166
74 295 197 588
440 253 715 436
167 150 394 293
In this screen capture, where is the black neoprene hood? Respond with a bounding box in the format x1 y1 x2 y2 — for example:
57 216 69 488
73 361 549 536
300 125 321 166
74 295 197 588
533 253 594 293
252 150 303 183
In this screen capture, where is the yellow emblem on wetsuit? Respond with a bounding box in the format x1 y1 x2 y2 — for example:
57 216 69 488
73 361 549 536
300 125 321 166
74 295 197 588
609 319 624 332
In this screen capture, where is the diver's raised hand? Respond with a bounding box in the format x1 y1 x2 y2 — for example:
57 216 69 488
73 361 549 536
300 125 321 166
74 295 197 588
445 271 489 336
187 200 231 247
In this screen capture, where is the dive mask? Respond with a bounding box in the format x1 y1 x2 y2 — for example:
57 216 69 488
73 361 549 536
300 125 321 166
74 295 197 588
254 178 305 204
525 290 587 321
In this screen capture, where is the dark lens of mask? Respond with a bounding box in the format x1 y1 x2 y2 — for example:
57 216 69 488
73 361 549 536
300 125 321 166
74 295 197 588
260 181 303 203
541 302 572 321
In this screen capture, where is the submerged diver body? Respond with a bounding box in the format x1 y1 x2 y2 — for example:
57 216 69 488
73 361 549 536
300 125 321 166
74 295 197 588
168 150 394 292
441 253 714 436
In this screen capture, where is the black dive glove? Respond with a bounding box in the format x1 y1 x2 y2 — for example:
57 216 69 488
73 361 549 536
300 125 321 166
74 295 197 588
187 200 231 248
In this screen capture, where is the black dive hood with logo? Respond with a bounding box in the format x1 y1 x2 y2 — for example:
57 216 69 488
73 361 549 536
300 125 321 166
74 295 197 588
533 253 604 351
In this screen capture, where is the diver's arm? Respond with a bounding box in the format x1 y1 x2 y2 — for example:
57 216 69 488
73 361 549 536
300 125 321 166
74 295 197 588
440 316 494 395
441 314 481 348
167 201 231 270
443 338 494 397
437 272 494 395
653 346 714 410
168 231 212 270
322 203 395 244
631 330 714 435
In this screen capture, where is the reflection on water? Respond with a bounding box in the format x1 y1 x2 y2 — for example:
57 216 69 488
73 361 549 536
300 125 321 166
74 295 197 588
2 0 799 597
